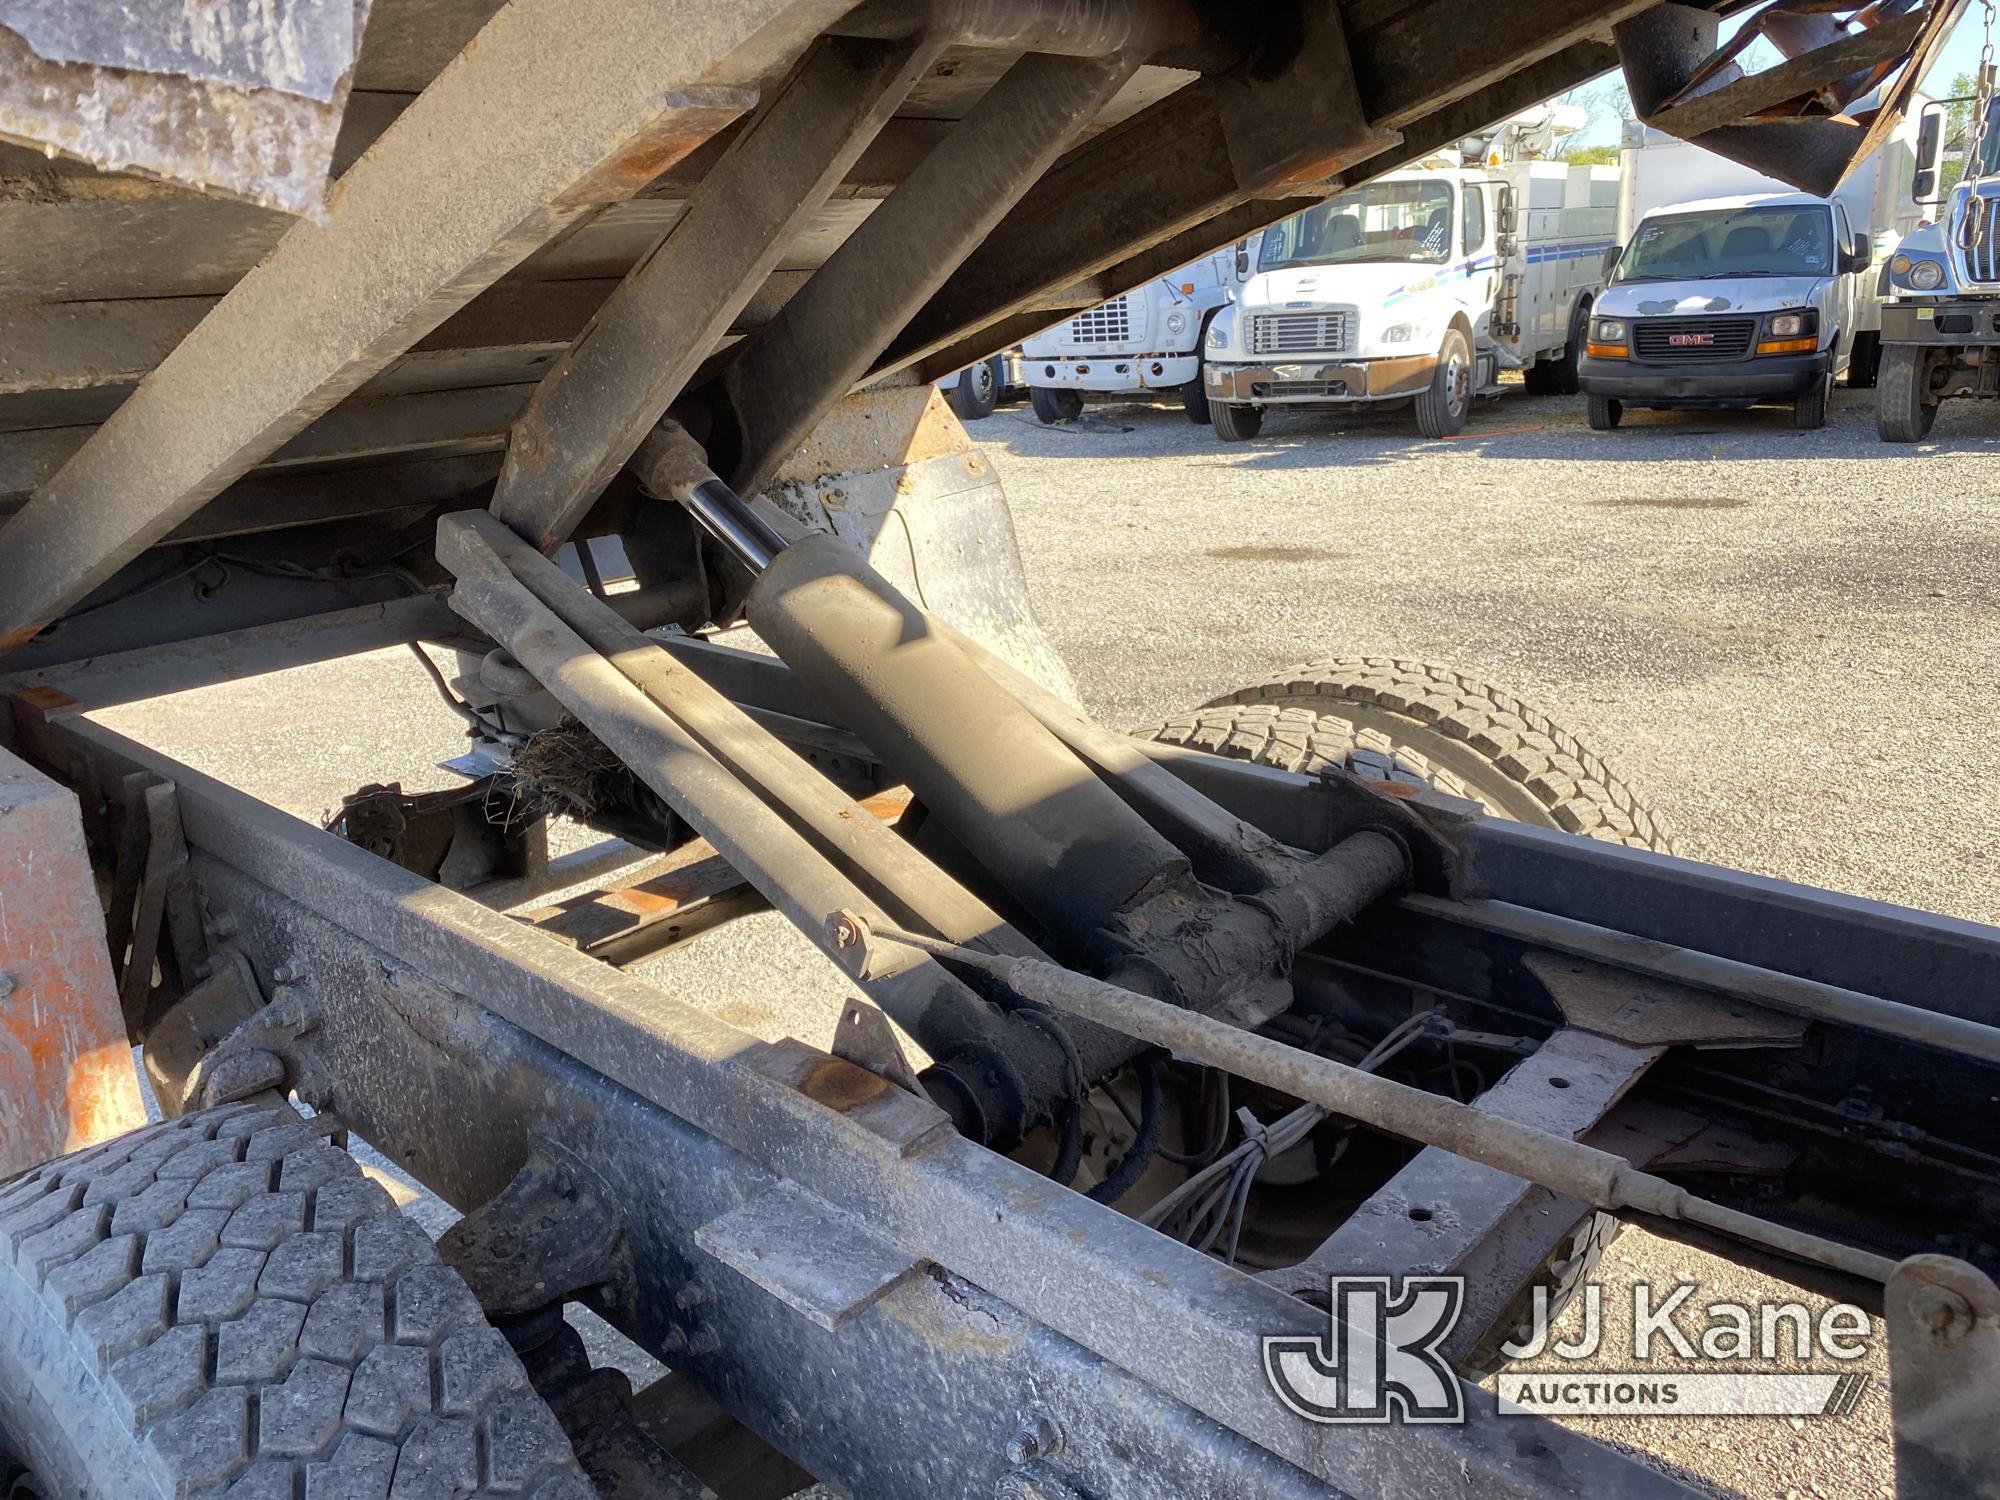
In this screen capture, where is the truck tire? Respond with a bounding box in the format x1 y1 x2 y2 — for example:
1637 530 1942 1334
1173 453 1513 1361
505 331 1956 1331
1148 677 1644 1378
947 357 1001 420
1182 377 1212 425
1414 327 1472 438
1586 394 1621 430
1145 658 1672 851
1791 365 1831 430
0 1102 592 1500
1029 386 1083 424
1555 300 1589 396
1184 314 1221 424
1876 342 1938 442
1845 331 1880 389
1210 401 1262 442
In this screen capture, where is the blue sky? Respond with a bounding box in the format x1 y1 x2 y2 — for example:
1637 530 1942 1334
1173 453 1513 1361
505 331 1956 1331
1564 7 1992 146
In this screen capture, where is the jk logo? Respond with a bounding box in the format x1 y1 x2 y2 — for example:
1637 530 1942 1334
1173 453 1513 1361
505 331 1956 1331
1263 1276 1466 1424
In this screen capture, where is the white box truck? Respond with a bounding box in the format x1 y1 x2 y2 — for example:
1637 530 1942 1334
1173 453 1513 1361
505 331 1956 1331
1018 246 1249 424
1199 107 1619 439
1875 90 2000 440
1580 112 1924 431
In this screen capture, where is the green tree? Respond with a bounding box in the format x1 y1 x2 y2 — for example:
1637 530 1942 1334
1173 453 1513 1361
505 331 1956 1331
1940 71 1977 197
1559 143 1621 166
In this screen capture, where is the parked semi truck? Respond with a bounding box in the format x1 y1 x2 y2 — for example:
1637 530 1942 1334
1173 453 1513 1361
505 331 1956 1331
1877 91 2000 440
1020 245 1248 423
1581 113 1924 430
1200 106 1618 440
0 6 1991 1500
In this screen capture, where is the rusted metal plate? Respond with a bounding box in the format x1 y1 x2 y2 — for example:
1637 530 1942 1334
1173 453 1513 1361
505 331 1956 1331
0 741 147 1175
0 0 373 217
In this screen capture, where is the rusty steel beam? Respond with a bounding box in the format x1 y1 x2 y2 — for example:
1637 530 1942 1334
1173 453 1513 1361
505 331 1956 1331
1343 0 1659 128
870 4 1417 383
0 0 852 658
720 49 1147 493
896 24 1623 383
490 35 946 551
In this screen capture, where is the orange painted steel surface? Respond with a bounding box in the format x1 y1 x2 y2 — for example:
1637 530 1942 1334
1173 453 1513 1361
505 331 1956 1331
0 743 146 1174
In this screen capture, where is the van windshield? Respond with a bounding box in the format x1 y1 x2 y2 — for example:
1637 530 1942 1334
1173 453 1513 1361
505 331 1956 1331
1260 181 1455 270
1617 205 1832 281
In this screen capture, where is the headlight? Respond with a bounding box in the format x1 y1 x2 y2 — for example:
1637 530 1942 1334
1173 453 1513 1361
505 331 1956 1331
1592 317 1625 343
1206 321 1229 350
1165 311 1188 337
1381 322 1416 344
1909 258 1945 290
1769 313 1805 338
1889 252 1912 276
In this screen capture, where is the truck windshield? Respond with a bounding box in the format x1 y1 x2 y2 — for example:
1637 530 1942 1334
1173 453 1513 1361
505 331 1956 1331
1977 99 2000 179
1259 181 1455 270
1617 205 1832 281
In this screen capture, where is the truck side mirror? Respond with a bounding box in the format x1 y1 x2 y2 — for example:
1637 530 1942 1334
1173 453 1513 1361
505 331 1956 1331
1601 244 1622 278
1234 239 1250 278
1841 230 1872 274
1914 103 1943 201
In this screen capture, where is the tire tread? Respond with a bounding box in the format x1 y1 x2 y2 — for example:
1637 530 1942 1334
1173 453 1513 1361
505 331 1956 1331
1147 657 1672 852
0 1104 591 1500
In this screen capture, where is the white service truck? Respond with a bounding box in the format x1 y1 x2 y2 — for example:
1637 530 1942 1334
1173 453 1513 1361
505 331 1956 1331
1580 114 1925 432
1200 107 1619 440
1876 91 2000 440
1020 246 1248 424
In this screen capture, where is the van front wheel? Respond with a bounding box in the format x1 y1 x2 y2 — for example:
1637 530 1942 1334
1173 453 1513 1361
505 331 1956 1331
1792 366 1831 430
1586 394 1622 430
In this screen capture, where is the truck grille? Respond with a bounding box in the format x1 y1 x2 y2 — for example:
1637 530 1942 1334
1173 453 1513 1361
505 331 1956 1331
1962 194 2000 284
1064 296 1132 345
1632 317 1756 361
1249 311 1351 355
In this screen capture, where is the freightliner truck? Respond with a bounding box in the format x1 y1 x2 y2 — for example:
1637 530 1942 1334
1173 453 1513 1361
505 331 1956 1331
1200 107 1619 439
1877 89 2000 440
0 7 1991 1500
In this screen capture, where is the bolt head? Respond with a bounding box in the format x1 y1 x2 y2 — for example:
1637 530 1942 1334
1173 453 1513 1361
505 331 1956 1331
1916 1285 1978 1345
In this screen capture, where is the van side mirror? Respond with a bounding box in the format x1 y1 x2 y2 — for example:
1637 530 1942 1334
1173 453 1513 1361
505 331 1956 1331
1841 230 1871 274
1601 244 1622 278
1914 103 1943 201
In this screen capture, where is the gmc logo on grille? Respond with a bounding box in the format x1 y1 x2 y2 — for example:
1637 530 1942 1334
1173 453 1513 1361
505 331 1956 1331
1668 332 1715 346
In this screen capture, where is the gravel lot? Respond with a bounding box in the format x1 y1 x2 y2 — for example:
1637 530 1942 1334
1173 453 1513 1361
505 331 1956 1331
91 378 2000 1500
985 382 2000 925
